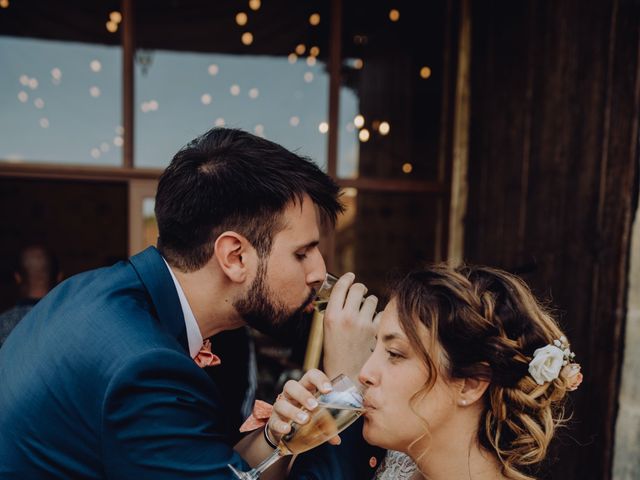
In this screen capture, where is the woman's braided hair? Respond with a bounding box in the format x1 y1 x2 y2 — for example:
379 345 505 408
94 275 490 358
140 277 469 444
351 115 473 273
393 264 573 479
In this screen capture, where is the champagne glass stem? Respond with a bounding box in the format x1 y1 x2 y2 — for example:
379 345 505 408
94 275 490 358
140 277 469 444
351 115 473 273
228 447 285 480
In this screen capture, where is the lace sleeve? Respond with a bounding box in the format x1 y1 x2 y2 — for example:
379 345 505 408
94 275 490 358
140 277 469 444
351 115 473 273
373 450 418 480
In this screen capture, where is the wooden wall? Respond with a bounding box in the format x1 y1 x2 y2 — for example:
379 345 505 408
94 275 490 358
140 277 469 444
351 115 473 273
464 0 640 478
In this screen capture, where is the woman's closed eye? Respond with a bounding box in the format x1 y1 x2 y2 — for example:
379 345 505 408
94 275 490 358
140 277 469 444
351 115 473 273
386 349 405 361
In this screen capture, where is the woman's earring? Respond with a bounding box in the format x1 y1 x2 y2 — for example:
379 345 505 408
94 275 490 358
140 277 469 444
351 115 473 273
460 399 467 406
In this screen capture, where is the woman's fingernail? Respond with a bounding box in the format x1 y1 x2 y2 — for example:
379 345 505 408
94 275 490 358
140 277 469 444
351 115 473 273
297 412 309 422
307 398 319 409
323 383 333 392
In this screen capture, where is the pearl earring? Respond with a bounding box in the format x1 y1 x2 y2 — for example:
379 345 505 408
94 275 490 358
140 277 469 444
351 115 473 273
460 399 467 406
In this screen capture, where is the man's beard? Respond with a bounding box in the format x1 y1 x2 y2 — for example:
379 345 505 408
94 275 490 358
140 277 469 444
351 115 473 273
233 259 316 338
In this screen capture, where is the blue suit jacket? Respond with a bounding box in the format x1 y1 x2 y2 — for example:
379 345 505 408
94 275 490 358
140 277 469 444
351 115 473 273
0 247 249 478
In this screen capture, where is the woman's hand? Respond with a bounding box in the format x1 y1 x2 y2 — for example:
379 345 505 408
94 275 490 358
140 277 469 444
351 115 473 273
322 273 380 380
266 369 341 446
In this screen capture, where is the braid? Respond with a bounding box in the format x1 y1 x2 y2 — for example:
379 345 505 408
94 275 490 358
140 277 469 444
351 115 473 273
464 267 570 479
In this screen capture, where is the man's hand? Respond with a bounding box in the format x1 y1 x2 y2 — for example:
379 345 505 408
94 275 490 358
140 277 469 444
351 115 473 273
322 273 379 380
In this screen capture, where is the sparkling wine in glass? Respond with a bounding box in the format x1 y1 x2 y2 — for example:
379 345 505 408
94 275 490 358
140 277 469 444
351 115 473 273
228 374 365 480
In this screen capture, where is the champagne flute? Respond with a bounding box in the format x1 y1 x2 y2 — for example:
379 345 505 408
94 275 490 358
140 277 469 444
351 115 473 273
228 374 365 480
303 273 339 371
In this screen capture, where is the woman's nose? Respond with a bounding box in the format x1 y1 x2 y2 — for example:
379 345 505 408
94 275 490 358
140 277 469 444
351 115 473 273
358 356 377 387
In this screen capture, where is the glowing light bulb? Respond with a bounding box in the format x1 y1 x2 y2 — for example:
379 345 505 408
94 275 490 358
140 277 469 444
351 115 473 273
241 32 254 45
318 122 329 134
420 66 432 79
389 9 400 21
402 163 413 173
354 114 365 128
309 13 320 26
236 12 248 26
358 129 370 142
379 121 390 135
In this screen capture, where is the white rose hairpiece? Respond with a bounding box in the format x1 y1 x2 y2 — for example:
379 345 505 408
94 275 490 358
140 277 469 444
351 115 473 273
528 336 583 390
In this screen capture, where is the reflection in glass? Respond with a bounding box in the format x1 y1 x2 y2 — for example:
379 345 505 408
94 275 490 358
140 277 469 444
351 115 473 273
338 1 446 180
0 37 122 165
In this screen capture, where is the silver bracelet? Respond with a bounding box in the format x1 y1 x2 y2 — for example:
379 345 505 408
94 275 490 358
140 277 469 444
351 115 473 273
263 425 279 449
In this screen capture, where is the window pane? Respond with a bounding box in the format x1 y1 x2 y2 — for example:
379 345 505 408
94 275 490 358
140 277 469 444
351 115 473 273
338 1 447 180
134 3 329 169
335 188 442 294
0 37 122 165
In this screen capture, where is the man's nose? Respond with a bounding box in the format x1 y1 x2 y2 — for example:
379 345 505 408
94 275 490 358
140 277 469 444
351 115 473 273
306 248 326 286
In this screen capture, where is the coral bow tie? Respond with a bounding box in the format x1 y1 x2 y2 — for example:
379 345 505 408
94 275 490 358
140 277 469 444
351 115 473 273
239 400 274 432
193 339 221 368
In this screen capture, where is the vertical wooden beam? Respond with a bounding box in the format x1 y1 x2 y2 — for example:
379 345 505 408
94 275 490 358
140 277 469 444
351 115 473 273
324 0 342 273
447 0 471 266
122 0 135 168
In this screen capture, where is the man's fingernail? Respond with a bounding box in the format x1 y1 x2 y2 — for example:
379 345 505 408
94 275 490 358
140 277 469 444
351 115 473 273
322 383 333 392
297 412 309 422
307 398 319 409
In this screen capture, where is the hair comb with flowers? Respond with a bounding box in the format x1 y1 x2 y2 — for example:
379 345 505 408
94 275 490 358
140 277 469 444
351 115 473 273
528 336 583 390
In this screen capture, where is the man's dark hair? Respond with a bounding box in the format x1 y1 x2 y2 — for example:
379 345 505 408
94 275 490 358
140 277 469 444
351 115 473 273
155 128 343 271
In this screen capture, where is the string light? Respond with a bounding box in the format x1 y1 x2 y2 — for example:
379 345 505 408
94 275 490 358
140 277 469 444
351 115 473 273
353 59 364 70
201 93 212 105
358 129 370 142
39 118 49 128
309 13 320 26
420 66 432 79
289 116 300 127
288 53 298 64
304 72 314 83
310 46 320 57
230 85 241 96
318 122 329 134
249 0 261 11
215 117 226 127
354 114 365 128
236 12 248 26
17 91 28 103
306 56 316 67
113 136 124 147
208 64 219 76
34 98 44 109
249 88 259 99
389 9 400 21
402 163 413 174
379 121 390 135
0 0 10 8
109 11 122 23
241 32 254 45
89 86 101 98
90 60 102 72
295 44 306 55
106 21 118 33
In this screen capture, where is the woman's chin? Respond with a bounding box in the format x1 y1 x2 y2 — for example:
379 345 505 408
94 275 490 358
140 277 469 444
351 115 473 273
362 419 389 450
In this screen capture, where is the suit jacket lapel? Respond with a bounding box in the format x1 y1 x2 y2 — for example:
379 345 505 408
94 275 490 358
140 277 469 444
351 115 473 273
129 246 189 354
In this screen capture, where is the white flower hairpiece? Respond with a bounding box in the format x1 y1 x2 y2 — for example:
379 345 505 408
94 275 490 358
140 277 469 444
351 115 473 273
528 336 578 386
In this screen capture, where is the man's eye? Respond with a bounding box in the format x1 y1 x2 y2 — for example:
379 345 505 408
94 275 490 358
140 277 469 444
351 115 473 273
295 252 307 260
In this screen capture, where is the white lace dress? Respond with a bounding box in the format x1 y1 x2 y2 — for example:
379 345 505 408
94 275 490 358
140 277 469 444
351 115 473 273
373 450 418 479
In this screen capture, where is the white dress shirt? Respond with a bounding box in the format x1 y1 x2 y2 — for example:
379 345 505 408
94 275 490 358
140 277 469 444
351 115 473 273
162 258 203 358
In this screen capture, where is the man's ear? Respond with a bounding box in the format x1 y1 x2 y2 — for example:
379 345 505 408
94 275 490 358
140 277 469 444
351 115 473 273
458 376 490 407
213 231 255 283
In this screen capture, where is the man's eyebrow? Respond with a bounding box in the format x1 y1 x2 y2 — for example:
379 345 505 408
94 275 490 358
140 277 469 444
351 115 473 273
296 240 320 250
